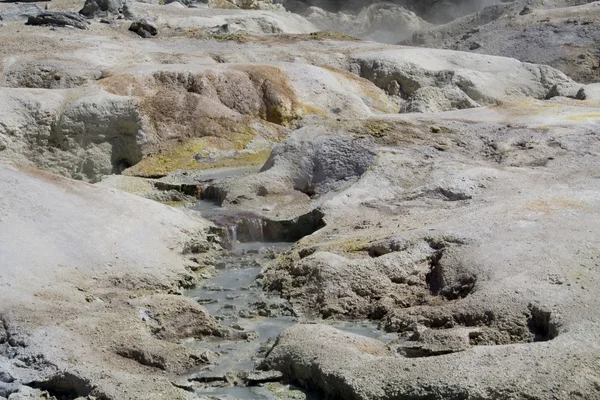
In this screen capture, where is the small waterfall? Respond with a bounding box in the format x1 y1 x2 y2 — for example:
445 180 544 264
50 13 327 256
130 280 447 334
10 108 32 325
244 217 265 242
220 216 265 246
193 199 325 247
227 224 238 244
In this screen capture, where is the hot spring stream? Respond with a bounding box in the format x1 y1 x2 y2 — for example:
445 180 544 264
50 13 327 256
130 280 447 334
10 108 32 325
179 196 396 399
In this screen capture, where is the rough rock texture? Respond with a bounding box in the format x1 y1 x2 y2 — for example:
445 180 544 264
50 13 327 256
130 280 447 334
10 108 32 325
264 321 600 399
26 12 90 29
400 85 480 112
0 0 599 398
0 162 225 399
349 47 577 104
2 60 102 89
303 3 431 43
577 83 600 100
129 18 158 37
0 58 396 181
281 0 599 23
208 0 285 10
408 1 600 83
0 89 144 182
0 1 582 182
223 98 600 398
79 0 132 18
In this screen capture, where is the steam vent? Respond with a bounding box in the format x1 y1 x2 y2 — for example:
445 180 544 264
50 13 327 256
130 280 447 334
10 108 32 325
0 0 599 398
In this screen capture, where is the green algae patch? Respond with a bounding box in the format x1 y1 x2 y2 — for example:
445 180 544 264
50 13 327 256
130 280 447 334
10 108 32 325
332 236 375 254
296 235 374 256
361 120 395 137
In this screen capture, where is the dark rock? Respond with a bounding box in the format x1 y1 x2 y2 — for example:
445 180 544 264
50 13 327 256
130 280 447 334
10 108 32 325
170 379 194 392
0 382 19 398
26 12 89 30
519 6 532 16
129 18 157 38
189 373 228 383
545 84 560 100
209 23 231 35
79 0 132 18
0 370 14 384
194 298 218 305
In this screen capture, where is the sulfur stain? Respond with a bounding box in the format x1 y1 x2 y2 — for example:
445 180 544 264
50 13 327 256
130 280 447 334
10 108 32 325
565 112 600 122
523 198 586 214
124 136 273 178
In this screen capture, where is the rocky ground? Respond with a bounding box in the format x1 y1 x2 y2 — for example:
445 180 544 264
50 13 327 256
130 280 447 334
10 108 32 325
406 0 600 83
0 0 599 398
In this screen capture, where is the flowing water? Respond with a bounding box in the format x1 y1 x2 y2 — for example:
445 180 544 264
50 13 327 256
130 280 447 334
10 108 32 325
182 196 396 399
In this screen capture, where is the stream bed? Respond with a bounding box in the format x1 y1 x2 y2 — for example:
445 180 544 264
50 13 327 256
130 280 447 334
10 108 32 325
181 198 397 399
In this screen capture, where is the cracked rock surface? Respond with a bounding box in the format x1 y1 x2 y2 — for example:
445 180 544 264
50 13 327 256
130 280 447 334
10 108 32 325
0 0 599 398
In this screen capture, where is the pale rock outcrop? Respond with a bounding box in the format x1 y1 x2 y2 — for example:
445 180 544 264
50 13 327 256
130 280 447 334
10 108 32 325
304 2 431 43
152 6 317 34
576 83 600 101
3 60 102 89
401 85 480 113
0 4 43 22
0 89 144 182
349 47 576 104
249 99 600 399
0 162 223 398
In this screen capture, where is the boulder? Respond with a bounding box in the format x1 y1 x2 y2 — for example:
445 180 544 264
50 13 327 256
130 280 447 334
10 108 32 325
79 0 133 18
0 4 43 22
576 83 600 101
401 86 480 113
25 12 89 29
129 18 158 37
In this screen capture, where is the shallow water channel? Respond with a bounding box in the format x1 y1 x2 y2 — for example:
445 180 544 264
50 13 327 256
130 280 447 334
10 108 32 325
182 199 397 399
